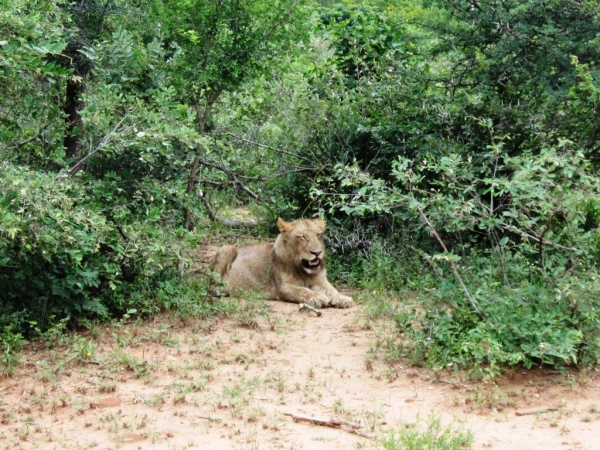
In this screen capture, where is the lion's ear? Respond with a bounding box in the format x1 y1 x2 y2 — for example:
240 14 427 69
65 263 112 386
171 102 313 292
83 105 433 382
312 216 326 231
277 217 291 233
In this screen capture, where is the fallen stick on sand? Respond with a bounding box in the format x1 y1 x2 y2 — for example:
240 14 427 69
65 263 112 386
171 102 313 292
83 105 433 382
299 303 322 316
283 413 375 439
283 413 360 429
197 415 221 422
515 408 558 416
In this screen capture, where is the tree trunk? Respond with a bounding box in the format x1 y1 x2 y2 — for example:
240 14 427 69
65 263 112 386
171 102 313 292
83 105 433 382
183 88 224 230
64 77 84 160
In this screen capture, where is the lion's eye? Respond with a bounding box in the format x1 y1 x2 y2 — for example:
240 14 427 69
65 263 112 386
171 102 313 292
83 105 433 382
297 235 307 241
318 233 324 239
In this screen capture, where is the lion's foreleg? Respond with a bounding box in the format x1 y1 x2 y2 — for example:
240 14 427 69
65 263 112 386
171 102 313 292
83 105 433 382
277 283 330 308
318 281 354 309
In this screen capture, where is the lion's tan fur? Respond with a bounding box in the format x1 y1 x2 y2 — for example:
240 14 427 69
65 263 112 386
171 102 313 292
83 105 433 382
209 217 354 308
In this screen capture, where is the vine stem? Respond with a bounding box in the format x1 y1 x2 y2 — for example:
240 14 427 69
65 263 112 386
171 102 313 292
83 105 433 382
538 211 555 274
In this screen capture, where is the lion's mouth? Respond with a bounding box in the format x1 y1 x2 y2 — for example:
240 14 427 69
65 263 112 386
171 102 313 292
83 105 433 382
302 258 321 270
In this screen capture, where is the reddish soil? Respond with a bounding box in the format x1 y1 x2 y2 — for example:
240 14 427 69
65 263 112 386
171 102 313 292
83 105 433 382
1 302 600 450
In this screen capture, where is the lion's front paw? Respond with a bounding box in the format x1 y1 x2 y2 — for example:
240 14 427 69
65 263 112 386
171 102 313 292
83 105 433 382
329 294 354 309
306 292 330 309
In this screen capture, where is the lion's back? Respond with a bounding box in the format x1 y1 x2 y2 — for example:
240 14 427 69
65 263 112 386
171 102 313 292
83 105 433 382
223 243 277 297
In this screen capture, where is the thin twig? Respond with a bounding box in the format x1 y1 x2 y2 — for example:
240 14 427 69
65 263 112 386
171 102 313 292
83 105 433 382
227 132 314 164
501 224 577 252
198 190 216 221
284 413 361 428
197 415 222 422
415 204 485 320
4 133 41 151
69 113 130 175
284 412 339 427
283 412 374 439
562 256 580 279
198 160 260 200
515 408 558 416
538 211 555 274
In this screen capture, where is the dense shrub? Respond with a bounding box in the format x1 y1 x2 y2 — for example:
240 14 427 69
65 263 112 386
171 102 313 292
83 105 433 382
318 132 600 373
0 163 181 333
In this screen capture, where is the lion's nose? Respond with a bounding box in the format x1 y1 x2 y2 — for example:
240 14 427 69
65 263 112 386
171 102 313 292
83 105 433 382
311 250 322 258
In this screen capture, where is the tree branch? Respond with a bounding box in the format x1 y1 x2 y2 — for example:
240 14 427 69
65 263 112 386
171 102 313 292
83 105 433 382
283 412 374 439
538 211 555 274
69 113 130 176
226 132 315 165
501 224 577 252
415 203 485 320
198 189 216 221
198 159 260 200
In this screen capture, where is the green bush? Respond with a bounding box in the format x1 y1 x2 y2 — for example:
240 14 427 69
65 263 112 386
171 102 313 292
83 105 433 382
0 163 182 334
0 322 25 376
400 275 600 377
316 128 600 373
327 235 426 292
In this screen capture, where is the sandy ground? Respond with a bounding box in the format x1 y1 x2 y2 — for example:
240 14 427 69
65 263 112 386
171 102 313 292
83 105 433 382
1 300 600 450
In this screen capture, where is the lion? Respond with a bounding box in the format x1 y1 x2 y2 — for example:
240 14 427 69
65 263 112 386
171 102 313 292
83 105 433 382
209 216 354 308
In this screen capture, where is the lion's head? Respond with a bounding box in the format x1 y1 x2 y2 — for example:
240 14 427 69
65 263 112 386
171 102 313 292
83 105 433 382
275 216 327 276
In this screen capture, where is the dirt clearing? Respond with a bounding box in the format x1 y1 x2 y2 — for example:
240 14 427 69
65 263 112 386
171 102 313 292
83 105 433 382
1 301 600 449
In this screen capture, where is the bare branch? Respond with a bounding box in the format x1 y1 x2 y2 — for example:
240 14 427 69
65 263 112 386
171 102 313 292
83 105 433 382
198 160 260 200
415 203 485 320
271 168 315 177
515 408 558 416
227 132 315 165
501 224 578 252
562 256 580 279
69 113 130 176
198 190 216 221
283 412 374 439
3 133 42 151
538 211 556 274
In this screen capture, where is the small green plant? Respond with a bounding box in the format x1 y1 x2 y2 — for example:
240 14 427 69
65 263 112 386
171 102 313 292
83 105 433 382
0 324 25 375
381 414 473 450
71 336 98 362
30 317 69 348
97 379 117 393
265 370 287 393
233 298 270 329
364 352 376 372
333 397 348 416
135 393 166 408
112 351 152 378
